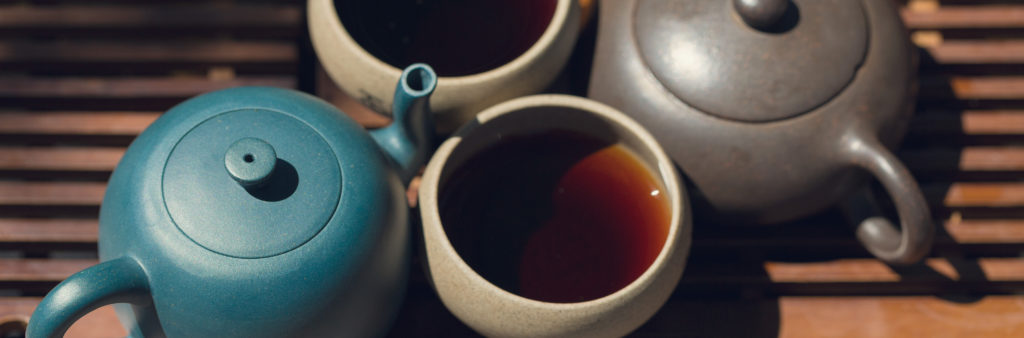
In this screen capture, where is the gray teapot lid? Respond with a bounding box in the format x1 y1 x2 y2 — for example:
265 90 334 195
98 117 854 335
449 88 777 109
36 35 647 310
162 108 341 259
634 0 867 122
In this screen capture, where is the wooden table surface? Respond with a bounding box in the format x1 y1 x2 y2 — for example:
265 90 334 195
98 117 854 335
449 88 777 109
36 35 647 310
1 0 1023 337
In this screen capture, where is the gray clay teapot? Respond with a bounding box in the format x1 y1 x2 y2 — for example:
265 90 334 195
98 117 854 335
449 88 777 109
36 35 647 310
28 64 437 337
588 0 933 264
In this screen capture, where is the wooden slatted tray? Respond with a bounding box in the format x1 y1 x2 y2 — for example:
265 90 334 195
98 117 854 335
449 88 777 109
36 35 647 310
1 0 1023 337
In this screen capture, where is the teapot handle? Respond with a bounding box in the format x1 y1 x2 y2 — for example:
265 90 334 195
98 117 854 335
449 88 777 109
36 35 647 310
27 257 151 338
839 132 934 264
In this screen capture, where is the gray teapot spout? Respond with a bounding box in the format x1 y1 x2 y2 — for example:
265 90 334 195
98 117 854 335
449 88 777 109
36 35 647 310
370 63 438 184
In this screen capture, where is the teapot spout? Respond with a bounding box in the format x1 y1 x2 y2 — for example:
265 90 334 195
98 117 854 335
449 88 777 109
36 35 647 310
370 64 437 185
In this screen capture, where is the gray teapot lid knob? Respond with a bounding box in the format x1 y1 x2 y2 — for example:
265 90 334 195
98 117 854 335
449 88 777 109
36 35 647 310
734 0 789 31
225 137 277 188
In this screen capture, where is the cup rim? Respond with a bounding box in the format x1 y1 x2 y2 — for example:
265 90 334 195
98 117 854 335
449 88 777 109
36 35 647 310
319 0 573 83
419 94 688 310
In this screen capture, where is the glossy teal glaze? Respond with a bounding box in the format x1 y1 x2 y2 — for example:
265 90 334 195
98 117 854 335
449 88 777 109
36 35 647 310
28 64 437 338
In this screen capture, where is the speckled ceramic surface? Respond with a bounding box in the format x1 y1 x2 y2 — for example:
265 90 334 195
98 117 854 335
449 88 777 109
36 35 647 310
308 0 580 132
418 95 691 337
28 65 438 338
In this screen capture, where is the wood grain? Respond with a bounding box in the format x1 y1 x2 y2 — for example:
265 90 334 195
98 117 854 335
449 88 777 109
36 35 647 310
0 218 97 243
0 259 93 282
8 256 1024 287
0 76 295 99
903 147 1024 171
910 110 1024 136
0 40 296 68
0 112 159 136
774 296 1024 338
6 295 1024 338
945 219 1024 243
0 5 300 31
0 182 105 206
0 147 123 171
636 295 1024 337
902 6 1024 29
2 180 1018 210
925 40 1024 64
2 145 1018 174
943 183 1024 207
764 258 1024 283
921 76 1024 100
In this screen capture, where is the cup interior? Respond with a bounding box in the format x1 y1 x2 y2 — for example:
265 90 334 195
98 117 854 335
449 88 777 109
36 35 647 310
335 0 558 77
433 102 678 303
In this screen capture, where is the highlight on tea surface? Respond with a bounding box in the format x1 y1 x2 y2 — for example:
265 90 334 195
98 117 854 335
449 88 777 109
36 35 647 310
439 131 671 302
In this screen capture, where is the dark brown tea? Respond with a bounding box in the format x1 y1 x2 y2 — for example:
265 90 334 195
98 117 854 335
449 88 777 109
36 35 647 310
439 131 671 303
336 0 556 77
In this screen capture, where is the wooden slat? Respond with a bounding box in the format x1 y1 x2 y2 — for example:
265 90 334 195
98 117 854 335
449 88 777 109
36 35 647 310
8 295 1021 338
0 181 1017 209
903 147 1024 172
945 219 1024 243
0 40 296 67
921 76 1024 100
925 40 1024 64
774 296 1024 337
764 257 1024 283
943 182 1024 207
0 218 97 243
0 146 1017 174
0 147 123 171
0 76 295 99
0 182 104 206
0 216 1016 251
8 256 1024 287
910 110 1024 135
0 258 93 282
638 295 1024 337
902 6 1024 29
0 298 124 338
0 112 158 136
944 147 1024 171
949 76 1024 100
0 5 300 32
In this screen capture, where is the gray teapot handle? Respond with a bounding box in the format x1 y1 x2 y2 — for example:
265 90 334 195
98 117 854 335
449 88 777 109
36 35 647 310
839 132 935 264
27 257 151 338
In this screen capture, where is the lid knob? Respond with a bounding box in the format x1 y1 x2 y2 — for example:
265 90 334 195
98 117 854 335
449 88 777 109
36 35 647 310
224 137 277 188
733 0 789 31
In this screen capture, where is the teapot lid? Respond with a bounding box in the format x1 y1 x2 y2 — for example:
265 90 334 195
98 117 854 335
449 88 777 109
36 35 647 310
162 108 341 258
634 0 867 122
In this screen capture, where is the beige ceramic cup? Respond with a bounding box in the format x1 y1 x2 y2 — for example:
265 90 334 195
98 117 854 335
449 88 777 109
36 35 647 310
308 0 581 132
418 95 691 337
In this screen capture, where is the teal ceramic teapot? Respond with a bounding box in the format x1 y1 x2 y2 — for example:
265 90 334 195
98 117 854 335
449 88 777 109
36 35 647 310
27 64 437 338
